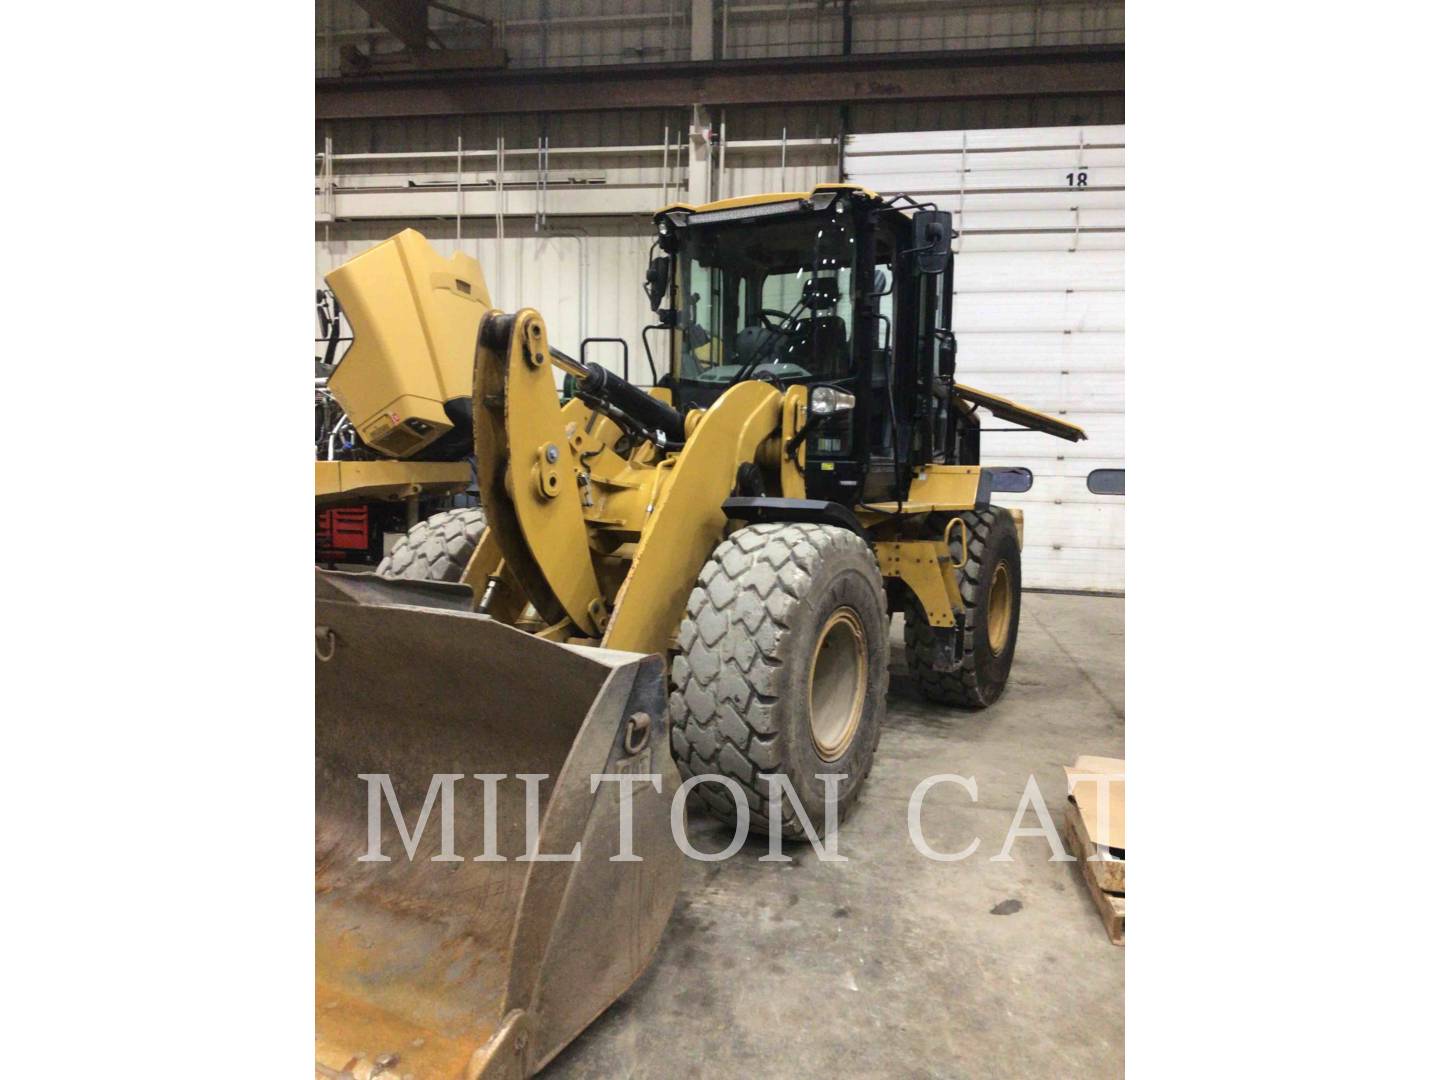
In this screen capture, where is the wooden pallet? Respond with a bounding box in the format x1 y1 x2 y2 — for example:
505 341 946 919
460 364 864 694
1063 801 1125 946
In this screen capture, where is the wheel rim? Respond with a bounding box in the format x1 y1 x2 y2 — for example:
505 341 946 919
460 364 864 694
809 607 868 762
987 561 1013 653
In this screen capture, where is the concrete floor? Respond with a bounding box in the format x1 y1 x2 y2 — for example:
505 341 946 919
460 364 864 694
547 592 1125 1079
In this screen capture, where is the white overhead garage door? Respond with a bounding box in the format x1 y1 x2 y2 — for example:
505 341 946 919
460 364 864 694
845 125 1125 593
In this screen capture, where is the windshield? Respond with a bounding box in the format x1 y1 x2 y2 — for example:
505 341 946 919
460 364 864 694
674 206 857 398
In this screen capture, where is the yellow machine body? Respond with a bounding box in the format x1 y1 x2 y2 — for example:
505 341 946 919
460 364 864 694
326 230 493 459
450 309 1060 656
313 459 472 505
653 182 879 216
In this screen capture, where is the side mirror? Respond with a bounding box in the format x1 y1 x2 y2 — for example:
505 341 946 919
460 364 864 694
644 255 672 312
1087 469 1125 495
913 210 952 275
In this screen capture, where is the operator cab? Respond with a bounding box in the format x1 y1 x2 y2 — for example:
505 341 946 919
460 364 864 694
666 199 858 408
649 185 960 507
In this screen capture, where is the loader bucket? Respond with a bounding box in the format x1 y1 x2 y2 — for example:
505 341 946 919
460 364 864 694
315 570 682 1080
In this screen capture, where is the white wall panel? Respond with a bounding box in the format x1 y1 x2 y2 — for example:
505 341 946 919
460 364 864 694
846 126 1122 154
847 123 1125 592
950 251 1123 293
851 147 1125 174
720 159 836 199
951 291 1123 333
959 232 1123 253
953 189 1125 212
853 166 1123 195
984 411 1122 455
328 186 667 219
954 330 1122 372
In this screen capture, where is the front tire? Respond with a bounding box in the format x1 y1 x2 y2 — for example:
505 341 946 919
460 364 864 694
375 505 487 582
904 507 1022 708
669 523 889 838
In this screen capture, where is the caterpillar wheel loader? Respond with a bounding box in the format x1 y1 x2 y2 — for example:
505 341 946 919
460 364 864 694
315 184 1085 1079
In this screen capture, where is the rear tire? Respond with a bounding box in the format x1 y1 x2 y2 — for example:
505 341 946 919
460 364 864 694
375 505 487 582
904 507 1022 708
669 523 889 838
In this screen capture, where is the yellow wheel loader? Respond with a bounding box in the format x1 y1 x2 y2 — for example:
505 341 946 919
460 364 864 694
315 184 1085 1079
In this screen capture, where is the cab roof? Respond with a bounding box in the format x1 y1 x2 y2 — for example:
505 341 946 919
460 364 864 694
652 183 879 222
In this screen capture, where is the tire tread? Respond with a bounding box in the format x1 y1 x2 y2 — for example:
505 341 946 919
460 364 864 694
669 522 888 835
375 506 487 582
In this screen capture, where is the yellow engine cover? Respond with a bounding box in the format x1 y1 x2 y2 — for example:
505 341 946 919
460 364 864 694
325 230 492 458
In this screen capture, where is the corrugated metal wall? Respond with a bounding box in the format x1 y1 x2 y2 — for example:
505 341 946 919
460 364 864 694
317 0 1124 77
727 0 1123 58
324 109 681 156
318 98 1125 160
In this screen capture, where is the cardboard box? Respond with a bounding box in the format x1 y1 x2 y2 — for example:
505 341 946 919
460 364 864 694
1062 755 1125 944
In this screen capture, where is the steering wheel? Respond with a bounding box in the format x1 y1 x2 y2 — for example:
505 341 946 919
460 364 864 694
757 308 799 334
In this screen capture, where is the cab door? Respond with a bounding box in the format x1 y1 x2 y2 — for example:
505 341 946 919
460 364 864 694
858 216 916 503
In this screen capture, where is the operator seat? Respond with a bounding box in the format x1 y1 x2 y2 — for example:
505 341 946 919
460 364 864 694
777 313 848 372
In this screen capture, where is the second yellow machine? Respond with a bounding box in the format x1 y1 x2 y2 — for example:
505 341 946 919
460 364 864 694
316 184 1085 1079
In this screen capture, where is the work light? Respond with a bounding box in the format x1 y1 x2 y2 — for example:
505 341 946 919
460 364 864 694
809 386 855 416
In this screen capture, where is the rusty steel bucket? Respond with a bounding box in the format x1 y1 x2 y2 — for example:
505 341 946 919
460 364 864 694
315 570 682 1079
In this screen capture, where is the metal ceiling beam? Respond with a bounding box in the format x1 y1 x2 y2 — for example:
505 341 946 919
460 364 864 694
352 0 432 54
316 45 1122 121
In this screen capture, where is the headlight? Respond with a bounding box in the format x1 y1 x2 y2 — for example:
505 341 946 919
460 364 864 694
809 386 856 416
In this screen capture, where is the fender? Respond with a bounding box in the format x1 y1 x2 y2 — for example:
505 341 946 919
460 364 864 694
722 496 869 539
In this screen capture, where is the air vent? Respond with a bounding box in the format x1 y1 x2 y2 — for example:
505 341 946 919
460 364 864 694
373 424 425 455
